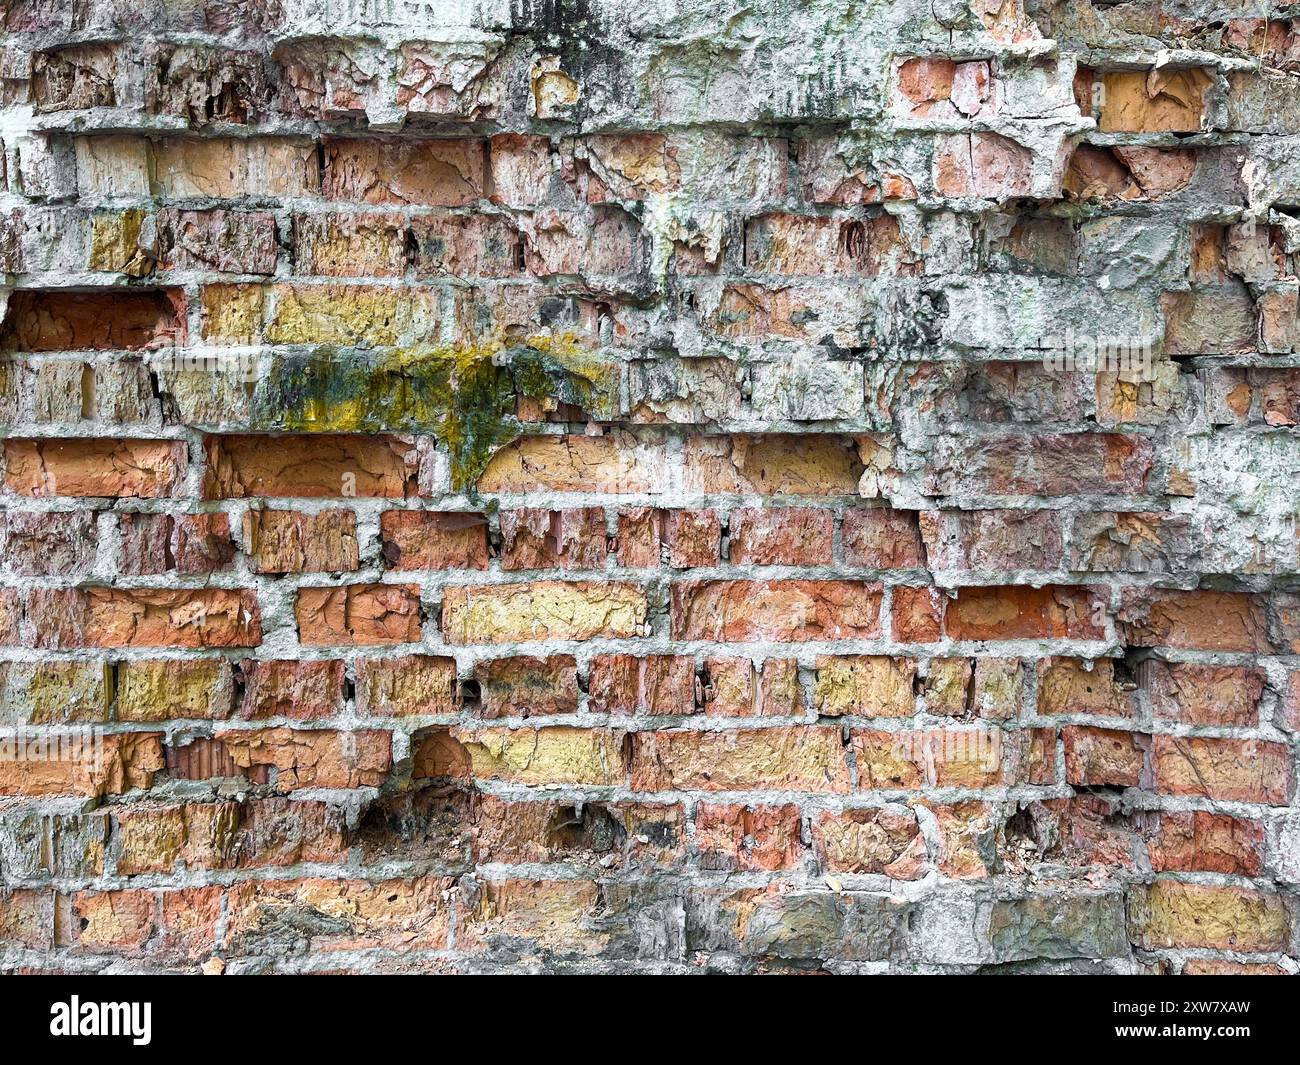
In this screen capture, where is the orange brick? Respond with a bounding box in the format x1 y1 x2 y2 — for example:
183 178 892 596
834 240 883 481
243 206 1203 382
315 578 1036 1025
203 434 417 499
296 584 423 646
0 288 185 351
1153 735 1292 805
243 508 359 573
17 588 261 649
729 507 833 565
380 510 489 569
214 727 391 790
5 439 186 497
588 654 697 715
944 585 1105 642
694 803 804 871
1119 589 1271 652
671 580 882 641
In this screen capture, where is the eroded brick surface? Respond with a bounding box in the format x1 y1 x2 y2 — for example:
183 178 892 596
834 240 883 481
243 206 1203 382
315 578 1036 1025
0 0 1297 979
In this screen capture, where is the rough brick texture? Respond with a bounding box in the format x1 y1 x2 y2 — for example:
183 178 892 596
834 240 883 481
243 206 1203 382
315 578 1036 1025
1 0 1299 978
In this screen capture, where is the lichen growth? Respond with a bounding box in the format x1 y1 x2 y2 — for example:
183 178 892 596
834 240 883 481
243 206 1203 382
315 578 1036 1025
253 333 619 491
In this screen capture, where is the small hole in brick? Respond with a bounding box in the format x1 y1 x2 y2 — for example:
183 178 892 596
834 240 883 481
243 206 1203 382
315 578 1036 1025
544 804 626 854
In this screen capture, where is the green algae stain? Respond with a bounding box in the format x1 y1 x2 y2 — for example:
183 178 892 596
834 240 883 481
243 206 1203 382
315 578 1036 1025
253 334 618 491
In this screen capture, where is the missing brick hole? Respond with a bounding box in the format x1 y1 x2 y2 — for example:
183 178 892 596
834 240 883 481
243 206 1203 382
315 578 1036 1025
544 803 627 854
1121 646 1158 691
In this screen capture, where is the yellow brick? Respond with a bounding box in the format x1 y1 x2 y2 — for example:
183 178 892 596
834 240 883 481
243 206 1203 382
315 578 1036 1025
116 659 234 720
265 284 440 346
450 726 626 785
815 655 915 717
154 137 319 198
1128 881 1290 951
441 581 646 644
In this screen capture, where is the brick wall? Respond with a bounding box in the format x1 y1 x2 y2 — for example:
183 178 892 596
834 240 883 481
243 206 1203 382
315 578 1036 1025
0 0 1298 974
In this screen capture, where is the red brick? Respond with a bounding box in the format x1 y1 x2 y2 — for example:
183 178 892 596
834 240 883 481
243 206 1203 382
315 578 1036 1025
1150 811 1265 875
663 509 721 568
171 513 236 574
924 801 997 879
933 132 1032 199
15 588 261 649
0 732 163 797
582 133 681 201
478 434 664 494
323 138 486 205
894 56 990 118
671 580 882 641
851 730 925 789
842 508 925 568
1146 661 1263 726
694 803 803 871
521 206 644 279
1119 589 1271 652
613 507 723 569
467 795 683 866
915 723 1055 790
0 288 185 351
684 434 864 495
6 438 186 497
475 655 578 718
238 659 345 719
729 507 833 566
499 507 608 570
158 885 224 960
926 433 1153 497
409 213 522 278
944 585 1106 642
743 213 915 276
0 890 53 949
380 510 489 570
1063 726 1148 787
892 585 946 643
588 654 697 715
488 133 552 208
921 509 1066 571
1182 960 1288 976
213 727 391 790
1153 735 1293 805
812 807 925 876
615 507 662 567
203 434 417 499
700 657 802 716
296 584 423 646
